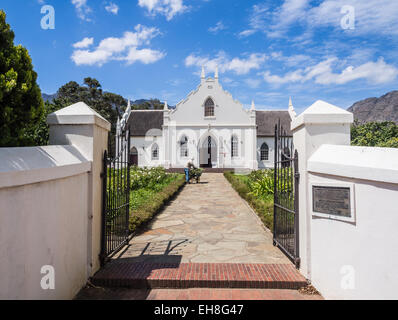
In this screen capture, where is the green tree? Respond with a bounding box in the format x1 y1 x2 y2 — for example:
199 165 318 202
0 10 43 147
351 121 398 148
132 98 164 110
25 100 64 146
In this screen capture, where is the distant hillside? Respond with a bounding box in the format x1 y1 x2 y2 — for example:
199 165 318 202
42 93 57 103
348 90 398 124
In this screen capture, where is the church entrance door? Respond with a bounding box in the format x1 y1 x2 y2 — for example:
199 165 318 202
200 135 217 168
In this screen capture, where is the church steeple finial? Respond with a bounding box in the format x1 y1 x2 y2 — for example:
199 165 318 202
251 100 256 111
288 96 297 119
215 66 219 80
201 66 206 84
164 101 168 110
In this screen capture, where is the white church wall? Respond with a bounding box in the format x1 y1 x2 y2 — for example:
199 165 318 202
170 78 252 126
162 71 257 170
161 125 257 169
128 72 288 171
130 136 164 168
257 137 275 169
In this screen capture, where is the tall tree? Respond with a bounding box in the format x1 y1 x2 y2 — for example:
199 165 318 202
0 10 43 147
55 78 126 128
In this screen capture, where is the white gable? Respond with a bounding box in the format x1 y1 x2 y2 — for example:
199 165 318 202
169 76 252 125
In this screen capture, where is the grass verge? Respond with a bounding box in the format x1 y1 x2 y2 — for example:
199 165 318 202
224 171 274 231
129 174 186 233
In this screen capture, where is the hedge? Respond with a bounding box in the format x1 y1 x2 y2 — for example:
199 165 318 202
129 174 186 233
224 171 274 231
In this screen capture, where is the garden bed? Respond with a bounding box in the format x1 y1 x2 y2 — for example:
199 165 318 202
129 167 185 233
224 170 274 231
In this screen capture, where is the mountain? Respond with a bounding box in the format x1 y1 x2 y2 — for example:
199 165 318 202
348 90 398 124
42 93 58 102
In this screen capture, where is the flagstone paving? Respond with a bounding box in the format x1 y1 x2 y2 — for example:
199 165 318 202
112 173 290 264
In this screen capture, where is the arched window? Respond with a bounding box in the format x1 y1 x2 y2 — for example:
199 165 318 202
231 135 238 158
204 98 215 117
261 143 269 161
130 147 138 166
180 136 188 158
152 143 159 160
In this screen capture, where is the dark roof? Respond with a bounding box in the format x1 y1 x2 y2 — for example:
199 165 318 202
127 111 164 136
127 110 291 137
256 111 292 136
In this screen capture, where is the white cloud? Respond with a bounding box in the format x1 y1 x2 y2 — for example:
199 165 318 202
270 52 313 67
238 29 256 38
244 78 261 89
240 0 309 38
308 0 398 36
267 0 309 38
262 57 398 85
72 37 94 49
241 0 398 39
138 0 188 21
124 47 165 65
71 0 92 21
238 3 269 38
185 51 267 75
71 25 165 66
208 21 226 34
105 2 119 15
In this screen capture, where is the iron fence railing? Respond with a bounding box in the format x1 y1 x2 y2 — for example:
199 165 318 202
100 129 131 266
274 121 300 268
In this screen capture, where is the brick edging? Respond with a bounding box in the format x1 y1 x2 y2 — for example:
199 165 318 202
91 262 307 290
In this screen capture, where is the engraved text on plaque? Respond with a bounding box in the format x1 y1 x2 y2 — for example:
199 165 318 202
312 186 351 217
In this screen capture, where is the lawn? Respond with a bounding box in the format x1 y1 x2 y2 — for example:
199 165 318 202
129 167 185 233
224 170 275 231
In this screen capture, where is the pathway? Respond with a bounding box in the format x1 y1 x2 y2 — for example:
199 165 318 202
80 173 317 299
113 173 289 264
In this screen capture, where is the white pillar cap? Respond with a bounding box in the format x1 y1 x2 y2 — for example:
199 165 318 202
47 102 111 131
291 100 353 131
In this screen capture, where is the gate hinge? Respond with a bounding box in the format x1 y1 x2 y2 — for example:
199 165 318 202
295 172 300 179
100 172 105 178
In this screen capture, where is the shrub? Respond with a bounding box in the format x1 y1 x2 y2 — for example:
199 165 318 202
129 174 185 232
351 121 398 148
224 171 274 231
130 166 170 190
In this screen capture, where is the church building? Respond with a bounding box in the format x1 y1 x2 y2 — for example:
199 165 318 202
118 67 294 170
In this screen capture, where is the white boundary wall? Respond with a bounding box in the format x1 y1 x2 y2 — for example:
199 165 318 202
292 100 398 300
0 102 110 299
308 145 398 299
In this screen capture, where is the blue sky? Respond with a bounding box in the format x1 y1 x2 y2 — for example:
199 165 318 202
2 0 398 113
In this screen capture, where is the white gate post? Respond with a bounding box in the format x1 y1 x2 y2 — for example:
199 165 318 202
291 100 353 279
47 102 111 277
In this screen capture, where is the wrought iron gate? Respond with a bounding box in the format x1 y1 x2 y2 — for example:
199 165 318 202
100 130 131 266
273 122 300 268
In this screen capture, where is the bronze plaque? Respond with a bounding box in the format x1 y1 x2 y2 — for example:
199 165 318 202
312 186 351 217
